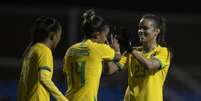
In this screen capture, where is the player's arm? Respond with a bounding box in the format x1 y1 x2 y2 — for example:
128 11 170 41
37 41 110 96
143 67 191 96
104 52 127 75
38 67 69 101
106 62 119 74
104 51 122 75
131 49 161 72
104 34 125 74
104 61 119 75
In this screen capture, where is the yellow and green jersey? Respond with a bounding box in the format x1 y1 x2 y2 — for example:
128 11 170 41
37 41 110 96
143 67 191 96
63 39 115 101
120 45 171 101
17 43 67 101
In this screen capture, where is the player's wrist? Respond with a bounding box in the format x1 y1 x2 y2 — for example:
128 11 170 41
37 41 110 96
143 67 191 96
115 51 121 55
114 47 121 54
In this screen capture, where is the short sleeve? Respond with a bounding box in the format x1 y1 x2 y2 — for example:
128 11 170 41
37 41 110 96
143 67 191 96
99 44 115 61
153 47 170 69
116 55 128 70
37 49 53 72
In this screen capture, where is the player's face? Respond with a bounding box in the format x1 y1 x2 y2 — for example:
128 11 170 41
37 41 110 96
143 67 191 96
99 27 110 43
138 18 158 43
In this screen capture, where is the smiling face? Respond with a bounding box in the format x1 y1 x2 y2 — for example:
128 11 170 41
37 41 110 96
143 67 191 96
138 18 159 44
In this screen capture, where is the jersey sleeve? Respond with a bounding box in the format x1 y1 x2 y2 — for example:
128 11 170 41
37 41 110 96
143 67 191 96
117 55 128 70
153 47 170 69
99 44 115 61
39 70 68 101
37 47 68 101
37 49 53 71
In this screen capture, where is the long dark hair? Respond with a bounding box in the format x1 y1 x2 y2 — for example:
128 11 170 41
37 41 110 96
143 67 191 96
22 16 61 57
81 9 109 38
141 14 173 59
31 16 61 44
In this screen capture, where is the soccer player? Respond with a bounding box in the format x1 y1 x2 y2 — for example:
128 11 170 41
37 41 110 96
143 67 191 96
17 17 68 101
63 9 120 101
108 14 172 101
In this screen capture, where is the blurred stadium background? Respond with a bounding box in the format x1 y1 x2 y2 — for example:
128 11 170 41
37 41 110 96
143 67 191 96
0 2 201 101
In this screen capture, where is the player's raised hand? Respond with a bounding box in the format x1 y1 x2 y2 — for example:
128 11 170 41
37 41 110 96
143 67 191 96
110 33 120 53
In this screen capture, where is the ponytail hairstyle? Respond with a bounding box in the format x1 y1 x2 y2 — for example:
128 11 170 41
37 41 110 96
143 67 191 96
142 14 173 59
22 17 61 58
81 9 109 38
31 16 61 44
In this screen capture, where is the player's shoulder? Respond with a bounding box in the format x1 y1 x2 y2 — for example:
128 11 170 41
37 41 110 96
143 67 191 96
156 45 168 52
153 45 170 57
65 41 81 51
32 43 52 56
70 42 81 48
66 42 87 52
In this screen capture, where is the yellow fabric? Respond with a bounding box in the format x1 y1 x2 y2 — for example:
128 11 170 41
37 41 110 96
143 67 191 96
121 45 171 101
63 39 115 101
18 43 67 101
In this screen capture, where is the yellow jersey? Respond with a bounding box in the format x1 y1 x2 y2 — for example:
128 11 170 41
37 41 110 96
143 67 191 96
63 39 115 101
18 43 67 101
120 45 171 101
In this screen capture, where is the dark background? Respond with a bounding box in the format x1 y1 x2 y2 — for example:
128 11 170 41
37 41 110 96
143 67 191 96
0 1 201 101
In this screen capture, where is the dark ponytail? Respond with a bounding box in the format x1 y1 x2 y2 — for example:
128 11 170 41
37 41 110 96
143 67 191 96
81 9 108 38
31 16 61 44
22 16 61 59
